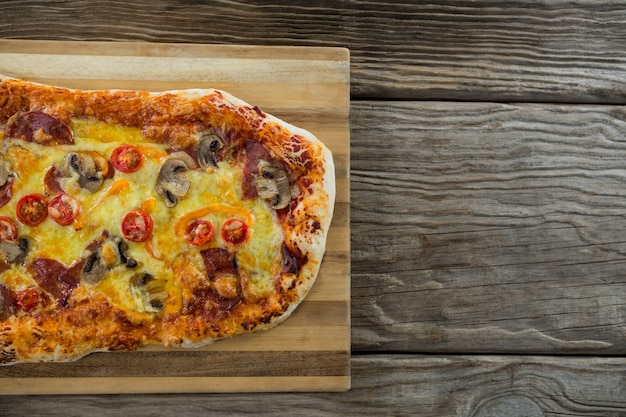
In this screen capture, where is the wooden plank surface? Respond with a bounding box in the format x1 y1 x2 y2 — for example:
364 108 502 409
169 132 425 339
351 101 626 354
3 355 625 416
2 1 626 102
3 0 626 414
0 40 351 394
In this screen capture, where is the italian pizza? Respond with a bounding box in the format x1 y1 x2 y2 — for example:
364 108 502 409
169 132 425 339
0 74 335 364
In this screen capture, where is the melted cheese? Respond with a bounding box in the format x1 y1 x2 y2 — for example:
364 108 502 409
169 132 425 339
0 119 284 313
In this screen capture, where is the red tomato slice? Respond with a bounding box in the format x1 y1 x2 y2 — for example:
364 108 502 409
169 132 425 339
48 194 81 226
221 218 249 246
16 288 40 312
111 144 144 173
0 216 18 241
16 194 48 226
184 219 214 246
121 209 154 242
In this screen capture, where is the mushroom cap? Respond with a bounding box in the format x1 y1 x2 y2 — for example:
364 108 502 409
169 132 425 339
255 163 291 209
156 158 191 207
130 272 168 313
0 237 30 264
197 134 225 169
66 151 107 193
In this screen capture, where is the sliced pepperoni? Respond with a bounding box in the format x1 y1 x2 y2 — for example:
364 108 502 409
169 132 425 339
241 140 270 200
6 111 74 145
28 258 82 306
200 247 238 280
16 288 40 312
43 165 64 196
0 284 16 320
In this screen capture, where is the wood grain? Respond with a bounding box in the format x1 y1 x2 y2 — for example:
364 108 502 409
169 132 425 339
351 101 626 354
3 0 626 413
2 1 626 102
2 355 625 416
0 40 350 393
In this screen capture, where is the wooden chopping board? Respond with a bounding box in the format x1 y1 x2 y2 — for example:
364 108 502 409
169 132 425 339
0 40 350 394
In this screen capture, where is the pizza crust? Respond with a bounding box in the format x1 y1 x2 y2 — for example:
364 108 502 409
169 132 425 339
0 74 335 364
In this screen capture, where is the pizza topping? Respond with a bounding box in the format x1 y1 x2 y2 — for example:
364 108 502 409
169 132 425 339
110 144 143 173
121 209 153 243
0 284 16 320
0 178 13 209
255 162 291 210
174 204 254 237
65 151 109 192
197 134 225 168
200 248 240 300
117 239 138 268
241 140 271 199
6 111 74 145
184 219 214 246
81 245 114 286
15 288 40 312
221 218 250 246
156 158 191 207
0 216 17 241
0 237 31 264
43 165 64 196
80 235 137 286
16 194 48 226
282 243 307 276
0 160 14 208
28 258 81 305
0 159 13 188
281 243 299 274
48 194 80 226
167 150 198 170
0 180 13 209
130 272 168 313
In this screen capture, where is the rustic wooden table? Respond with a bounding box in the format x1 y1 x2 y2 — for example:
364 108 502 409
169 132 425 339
3 1 626 415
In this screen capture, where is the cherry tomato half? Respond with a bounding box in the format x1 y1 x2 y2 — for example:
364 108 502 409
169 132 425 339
121 209 154 242
221 218 249 246
111 144 144 173
0 216 18 241
16 194 48 226
48 194 81 226
184 219 214 246
16 288 40 312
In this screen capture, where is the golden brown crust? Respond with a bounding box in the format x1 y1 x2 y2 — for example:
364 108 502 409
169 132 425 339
0 75 334 364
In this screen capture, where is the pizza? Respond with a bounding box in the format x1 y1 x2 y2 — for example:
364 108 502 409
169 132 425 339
0 74 335 365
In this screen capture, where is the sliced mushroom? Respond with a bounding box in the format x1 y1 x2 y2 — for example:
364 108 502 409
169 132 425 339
66 151 108 192
80 237 136 286
0 159 12 187
197 134 225 168
81 249 109 286
156 158 191 207
130 272 168 313
117 239 138 269
0 237 31 264
255 162 291 209
0 158 15 208
168 151 198 170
